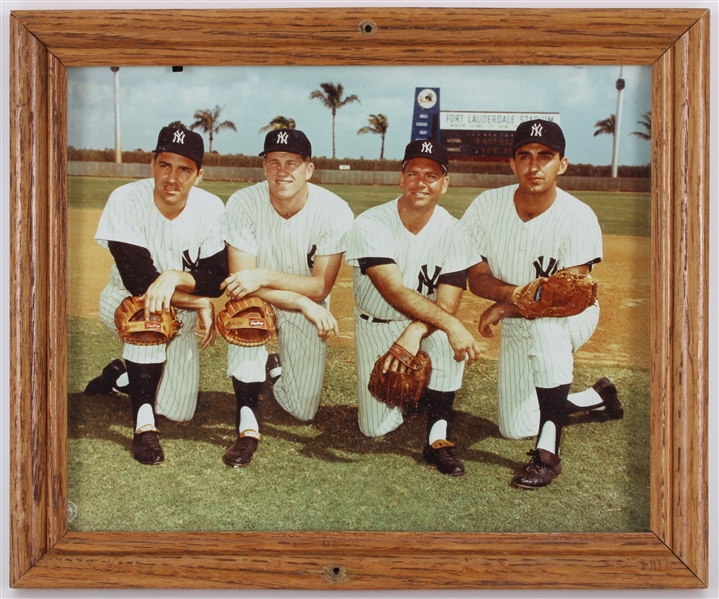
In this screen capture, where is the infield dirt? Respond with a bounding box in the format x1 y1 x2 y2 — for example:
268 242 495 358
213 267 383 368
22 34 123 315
70 207 650 370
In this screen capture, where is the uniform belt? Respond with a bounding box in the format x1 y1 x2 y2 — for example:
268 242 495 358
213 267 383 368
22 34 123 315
359 313 391 324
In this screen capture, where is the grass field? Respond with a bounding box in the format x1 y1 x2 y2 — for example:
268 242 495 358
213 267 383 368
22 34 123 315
67 174 650 533
68 175 651 237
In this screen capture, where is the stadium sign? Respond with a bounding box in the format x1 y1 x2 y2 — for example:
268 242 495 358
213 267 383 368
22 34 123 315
440 111 561 131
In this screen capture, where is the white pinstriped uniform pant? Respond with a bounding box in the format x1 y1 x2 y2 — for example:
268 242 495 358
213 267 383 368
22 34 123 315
497 303 600 439
355 315 465 438
98 284 201 422
227 305 328 421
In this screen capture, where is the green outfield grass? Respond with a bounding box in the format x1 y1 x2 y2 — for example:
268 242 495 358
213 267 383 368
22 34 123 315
68 176 650 236
69 316 649 533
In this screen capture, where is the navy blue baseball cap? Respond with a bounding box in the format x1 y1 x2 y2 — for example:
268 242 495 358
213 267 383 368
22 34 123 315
260 128 312 160
512 119 566 156
402 139 449 172
153 126 204 164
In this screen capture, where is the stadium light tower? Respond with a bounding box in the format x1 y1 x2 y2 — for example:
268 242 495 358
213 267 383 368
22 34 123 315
110 67 122 163
611 66 625 178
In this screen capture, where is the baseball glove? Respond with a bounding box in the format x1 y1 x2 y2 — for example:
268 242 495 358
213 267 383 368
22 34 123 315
114 296 181 346
511 270 598 319
216 297 277 347
368 343 432 411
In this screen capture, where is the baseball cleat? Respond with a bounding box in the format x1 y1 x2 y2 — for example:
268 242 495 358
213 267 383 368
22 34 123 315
265 353 282 388
83 359 129 395
223 436 259 468
587 377 624 421
423 441 465 477
511 449 561 489
132 431 164 465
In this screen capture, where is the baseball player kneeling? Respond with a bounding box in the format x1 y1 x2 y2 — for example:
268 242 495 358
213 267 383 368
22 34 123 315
86 126 227 465
345 140 481 476
461 119 624 489
219 129 354 468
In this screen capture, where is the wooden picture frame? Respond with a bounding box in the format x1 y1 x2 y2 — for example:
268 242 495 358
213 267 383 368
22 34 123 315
9 7 709 589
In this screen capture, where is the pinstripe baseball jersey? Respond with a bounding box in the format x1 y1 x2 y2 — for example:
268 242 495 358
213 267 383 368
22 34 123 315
460 184 602 285
346 199 474 321
224 181 354 275
96 178 225 290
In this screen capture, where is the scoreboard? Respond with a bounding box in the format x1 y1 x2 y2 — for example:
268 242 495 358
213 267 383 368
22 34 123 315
439 111 561 162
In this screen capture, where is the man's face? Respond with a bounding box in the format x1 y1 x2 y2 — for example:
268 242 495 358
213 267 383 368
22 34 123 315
151 152 202 213
510 143 568 195
263 152 313 202
398 157 449 210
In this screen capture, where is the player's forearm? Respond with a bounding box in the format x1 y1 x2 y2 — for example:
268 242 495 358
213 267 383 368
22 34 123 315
382 286 462 334
169 290 212 311
259 268 329 302
164 270 197 294
468 272 515 304
250 287 308 312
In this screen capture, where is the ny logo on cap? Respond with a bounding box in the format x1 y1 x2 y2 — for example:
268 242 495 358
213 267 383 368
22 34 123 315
421 141 433 153
277 132 289 144
531 123 543 137
173 130 185 144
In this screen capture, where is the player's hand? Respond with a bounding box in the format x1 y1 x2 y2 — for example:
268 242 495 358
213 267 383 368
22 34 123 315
298 297 338 338
478 303 505 338
142 271 181 319
384 324 424 373
446 319 481 366
195 300 216 350
221 269 270 300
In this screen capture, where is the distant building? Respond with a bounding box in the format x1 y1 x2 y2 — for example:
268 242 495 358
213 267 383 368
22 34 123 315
411 87 560 163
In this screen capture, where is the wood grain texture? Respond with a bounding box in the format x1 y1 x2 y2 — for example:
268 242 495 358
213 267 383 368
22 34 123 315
12 8 707 66
8 7 710 590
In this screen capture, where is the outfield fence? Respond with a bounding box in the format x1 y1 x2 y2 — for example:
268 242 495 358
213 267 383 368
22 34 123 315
68 161 650 193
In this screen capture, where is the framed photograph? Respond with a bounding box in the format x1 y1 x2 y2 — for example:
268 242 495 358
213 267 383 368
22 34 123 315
9 7 709 590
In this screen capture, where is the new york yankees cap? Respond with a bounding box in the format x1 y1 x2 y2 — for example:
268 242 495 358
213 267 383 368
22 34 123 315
260 128 312 160
153 126 205 164
512 119 566 156
402 139 449 172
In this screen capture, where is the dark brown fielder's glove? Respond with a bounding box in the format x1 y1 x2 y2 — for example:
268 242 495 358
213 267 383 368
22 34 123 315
511 270 598 319
115 295 181 346
216 297 277 347
368 343 432 411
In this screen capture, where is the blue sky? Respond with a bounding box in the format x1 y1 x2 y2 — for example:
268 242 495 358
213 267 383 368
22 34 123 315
68 64 652 166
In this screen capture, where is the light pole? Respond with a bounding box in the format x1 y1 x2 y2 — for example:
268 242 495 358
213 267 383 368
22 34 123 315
110 67 122 163
611 66 625 178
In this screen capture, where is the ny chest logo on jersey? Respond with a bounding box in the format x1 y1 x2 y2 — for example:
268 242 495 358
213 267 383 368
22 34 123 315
307 244 317 270
417 264 441 295
533 255 559 278
182 249 202 271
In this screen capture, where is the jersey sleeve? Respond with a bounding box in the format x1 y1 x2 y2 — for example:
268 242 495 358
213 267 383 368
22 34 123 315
442 219 483 273
315 199 355 256
345 212 395 266
95 186 147 250
223 189 258 256
458 198 489 264
559 213 603 269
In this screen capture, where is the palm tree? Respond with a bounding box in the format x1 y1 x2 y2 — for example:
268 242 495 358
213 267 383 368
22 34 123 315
309 82 360 159
189 105 237 154
593 114 616 138
259 116 296 133
630 111 652 140
357 114 389 159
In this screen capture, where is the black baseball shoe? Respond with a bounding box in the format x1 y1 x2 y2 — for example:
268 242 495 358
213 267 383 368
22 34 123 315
83 359 130 395
132 430 164 465
511 449 562 489
265 353 282 388
423 441 465 477
586 377 624 421
223 436 259 468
